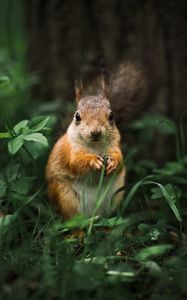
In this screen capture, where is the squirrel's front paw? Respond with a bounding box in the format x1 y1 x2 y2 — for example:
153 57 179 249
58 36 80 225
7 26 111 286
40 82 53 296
105 155 119 175
90 155 104 171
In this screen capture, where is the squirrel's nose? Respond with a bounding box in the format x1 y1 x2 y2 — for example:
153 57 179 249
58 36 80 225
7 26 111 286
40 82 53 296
90 129 102 139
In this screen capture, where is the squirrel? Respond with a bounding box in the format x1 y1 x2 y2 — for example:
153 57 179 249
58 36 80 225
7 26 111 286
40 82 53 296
45 76 126 220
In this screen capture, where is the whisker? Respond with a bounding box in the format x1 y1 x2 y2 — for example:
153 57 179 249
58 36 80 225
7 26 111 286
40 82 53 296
105 129 119 135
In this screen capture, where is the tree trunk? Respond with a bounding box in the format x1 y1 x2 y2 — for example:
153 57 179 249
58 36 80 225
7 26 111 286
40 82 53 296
25 0 187 160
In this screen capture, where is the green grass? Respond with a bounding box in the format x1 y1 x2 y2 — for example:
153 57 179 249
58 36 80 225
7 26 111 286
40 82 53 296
0 99 187 300
0 3 187 299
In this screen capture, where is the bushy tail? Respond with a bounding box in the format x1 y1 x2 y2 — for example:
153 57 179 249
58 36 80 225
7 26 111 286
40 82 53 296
110 62 148 127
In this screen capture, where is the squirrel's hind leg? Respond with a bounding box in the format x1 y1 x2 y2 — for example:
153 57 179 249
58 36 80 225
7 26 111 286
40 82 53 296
47 180 80 220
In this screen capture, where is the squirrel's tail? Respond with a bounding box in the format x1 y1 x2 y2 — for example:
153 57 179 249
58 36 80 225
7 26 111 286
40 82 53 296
110 62 148 128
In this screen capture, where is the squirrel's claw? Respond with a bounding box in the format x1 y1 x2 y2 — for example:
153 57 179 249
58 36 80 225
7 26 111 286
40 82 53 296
90 155 104 171
105 156 118 175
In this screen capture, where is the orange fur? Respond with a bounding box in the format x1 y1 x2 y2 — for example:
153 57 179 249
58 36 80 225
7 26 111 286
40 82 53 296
106 149 123 175
46 134 107 219
46 95 126 220
47 180 79 219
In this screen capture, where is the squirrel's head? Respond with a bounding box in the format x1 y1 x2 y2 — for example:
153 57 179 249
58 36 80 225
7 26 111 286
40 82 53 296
68 95 120 147
67 64 120 147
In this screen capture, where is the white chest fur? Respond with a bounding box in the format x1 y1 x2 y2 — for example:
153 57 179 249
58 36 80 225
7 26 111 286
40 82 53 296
73 172 122 217
68 132 124 217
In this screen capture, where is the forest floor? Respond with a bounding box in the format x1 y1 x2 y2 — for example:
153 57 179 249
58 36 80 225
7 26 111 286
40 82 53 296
0 100 187 300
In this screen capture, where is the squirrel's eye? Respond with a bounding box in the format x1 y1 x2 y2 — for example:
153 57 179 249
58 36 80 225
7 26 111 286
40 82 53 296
75 112 81 123
109 111 114 124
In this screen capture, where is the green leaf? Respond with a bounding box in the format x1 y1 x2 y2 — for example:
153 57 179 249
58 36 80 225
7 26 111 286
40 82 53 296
138 223 161 242
13 120 29 134
107 264 136 283
151 187 163 199
0 75 10 88
63 214 91 229
121 175 156 212
8 134 24 155
96 217 128 228
136 244 173 261
24 133 48 146
145 261 162 277
154 161 185 176
157 119 176 134
138 223 150 233
5 164 20 181
148 182 181 222
11 177 35 195
0 213 17 229
0 132 11 139
124 177 182 222
24 141 47 159
29 116 50 131
131 115 176 134
0 176 7 197
149 227 160 241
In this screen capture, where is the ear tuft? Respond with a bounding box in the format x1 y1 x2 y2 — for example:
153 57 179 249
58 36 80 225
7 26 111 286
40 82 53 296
101 76 110 99
75 78 83 103
100 57 110 99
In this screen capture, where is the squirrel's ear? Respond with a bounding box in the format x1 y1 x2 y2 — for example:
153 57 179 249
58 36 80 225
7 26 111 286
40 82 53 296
75 79 83 102
101 76 110 99
100 57 110 99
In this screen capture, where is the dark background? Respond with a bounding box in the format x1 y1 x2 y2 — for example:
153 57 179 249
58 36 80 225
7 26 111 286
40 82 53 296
26 0 187 123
